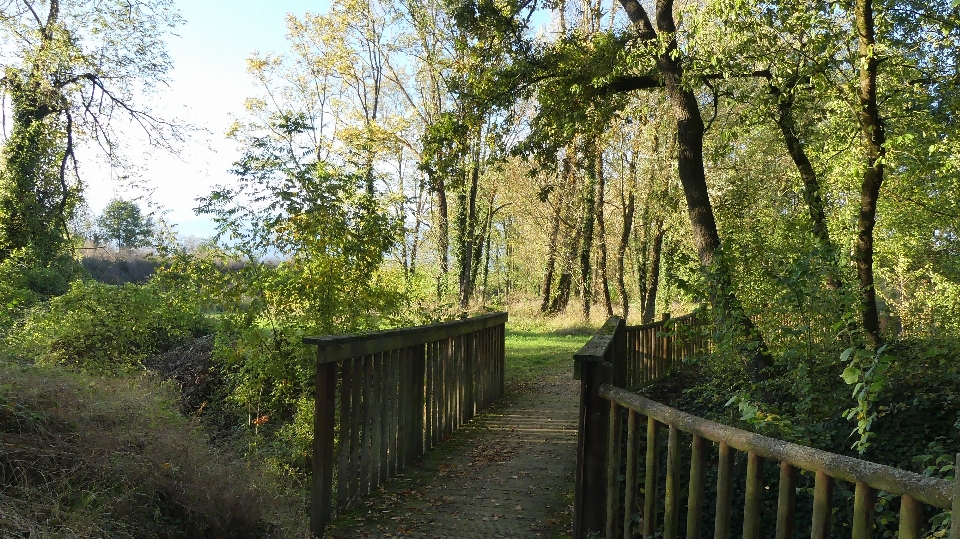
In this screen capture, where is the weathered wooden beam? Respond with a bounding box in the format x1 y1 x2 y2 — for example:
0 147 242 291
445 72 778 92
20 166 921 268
305 312 508 363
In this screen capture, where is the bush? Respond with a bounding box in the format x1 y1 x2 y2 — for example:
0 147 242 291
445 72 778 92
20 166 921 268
4 280 209 370
0 246 82 332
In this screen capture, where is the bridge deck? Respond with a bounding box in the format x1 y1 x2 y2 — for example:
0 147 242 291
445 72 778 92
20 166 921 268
323 376 578 538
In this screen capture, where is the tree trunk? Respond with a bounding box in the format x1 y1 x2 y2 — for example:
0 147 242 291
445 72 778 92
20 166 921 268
617 189 635 320
855 0 885 347
579 144 597 319
429 172 450 299
617 0 775 381
456 163 480 309
551 227 582 313
772 89 842 291
595 153 614 316
540 203 562 313
641 221 664 324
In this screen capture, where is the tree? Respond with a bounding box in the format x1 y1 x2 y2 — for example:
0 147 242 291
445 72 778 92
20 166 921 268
0 0 182 266
98 199 154 250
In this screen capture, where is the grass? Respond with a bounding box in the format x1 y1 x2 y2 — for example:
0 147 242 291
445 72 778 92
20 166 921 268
0 360 310 539
502 306 599 385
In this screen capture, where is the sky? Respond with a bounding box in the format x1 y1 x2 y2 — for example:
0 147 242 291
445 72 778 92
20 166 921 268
84 0 325 239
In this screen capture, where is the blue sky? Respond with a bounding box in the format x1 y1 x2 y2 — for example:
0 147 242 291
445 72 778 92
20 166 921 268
85 0 325 238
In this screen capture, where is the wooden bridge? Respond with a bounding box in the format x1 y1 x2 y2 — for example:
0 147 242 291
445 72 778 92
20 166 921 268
305 313 960 538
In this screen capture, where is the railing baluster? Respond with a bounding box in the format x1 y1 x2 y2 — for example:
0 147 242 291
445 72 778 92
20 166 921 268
685 434 706 539
951 453 960 539
811 470 833 539
715 441 733 539
776 461 797 539
607 401 623 539
350 356 363 502
743 451 763 539
853 481 876 539
664 425 681 539
624 409 641 539
643 416 661 538
898 494 921 539
362 354 374 495
337 357 353 510
310 359 336 534
374 352 385 486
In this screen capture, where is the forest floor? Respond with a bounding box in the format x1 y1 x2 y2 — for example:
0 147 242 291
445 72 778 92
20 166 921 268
322 329 591 539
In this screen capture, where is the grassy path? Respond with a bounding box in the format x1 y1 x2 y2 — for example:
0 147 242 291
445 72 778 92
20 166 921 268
322 328 590 539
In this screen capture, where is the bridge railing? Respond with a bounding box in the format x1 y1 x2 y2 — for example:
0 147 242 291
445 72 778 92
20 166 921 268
574 315 960 539
625 312 709 389
304 312 507 535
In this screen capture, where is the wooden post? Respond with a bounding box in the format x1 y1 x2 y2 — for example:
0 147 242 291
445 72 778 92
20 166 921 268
714 442 734 539
573 346 613 538
606 401 623 539
311 360 337 537
643 417 661 538
811 470 834 539
664 425 681 539
852 481 876 539
898 495 921 539
743 452 763 539
624 409 641 538
776 461 797 539
951 454 960 539
686 434 706 539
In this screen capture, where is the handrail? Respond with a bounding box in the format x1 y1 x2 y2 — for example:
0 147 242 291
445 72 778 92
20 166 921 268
600 384 953 509
305 312 507 362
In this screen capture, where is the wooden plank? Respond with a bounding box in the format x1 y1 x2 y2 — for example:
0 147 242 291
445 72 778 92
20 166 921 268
361 354 373 496
811 470 833 539
606 401 623 539
310 360 337 536
743 451 763 539
624 409 641 539
643 417 661 538
305 312 508 362
349 355 363 504
413 343 426 461
337 357 353 510
386 349 398 476
377 351 388 485
898 494 921 539
686 434 705 539
852 481 876 539
425 340 434 450
715 441 734 539
776 461 797 539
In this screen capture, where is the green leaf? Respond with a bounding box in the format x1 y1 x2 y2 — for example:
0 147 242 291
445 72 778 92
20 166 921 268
842 366 861 385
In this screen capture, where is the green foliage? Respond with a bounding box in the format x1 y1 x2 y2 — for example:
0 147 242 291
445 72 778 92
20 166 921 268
0 246 82 331
98 198 155 249
4 280 208 371
840 344 894 453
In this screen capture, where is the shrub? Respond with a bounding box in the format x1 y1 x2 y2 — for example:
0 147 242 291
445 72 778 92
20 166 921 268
4 280 209 370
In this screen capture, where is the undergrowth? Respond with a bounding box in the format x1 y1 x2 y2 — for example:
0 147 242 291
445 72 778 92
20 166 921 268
0 361 310 539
